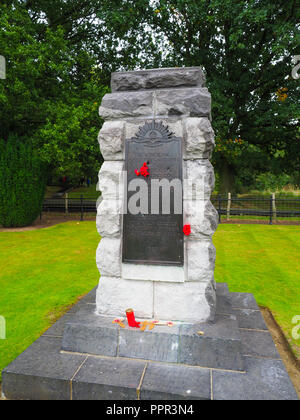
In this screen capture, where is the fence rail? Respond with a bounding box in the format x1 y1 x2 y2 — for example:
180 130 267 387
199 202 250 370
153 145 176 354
42 194 300 223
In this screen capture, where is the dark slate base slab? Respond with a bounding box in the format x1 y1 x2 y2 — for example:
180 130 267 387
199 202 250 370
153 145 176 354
213 356 298 400
61 299 244 371
2 283 298 400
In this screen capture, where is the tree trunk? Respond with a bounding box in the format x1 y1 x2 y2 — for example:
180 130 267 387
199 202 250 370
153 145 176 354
218 159 236 194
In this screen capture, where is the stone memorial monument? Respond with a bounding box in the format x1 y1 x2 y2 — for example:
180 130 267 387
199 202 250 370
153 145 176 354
96 67 218 323
2 67 298 400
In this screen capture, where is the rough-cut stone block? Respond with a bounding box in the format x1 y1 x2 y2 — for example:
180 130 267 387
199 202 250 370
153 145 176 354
156 88 211 118
240 330 280 359
2 336 85 400
183 200 218 238
234 308 268 331
98 120 125 160
186 239 216 282
99 91 153 120
96 238 121 277
96 199 121 237
96 276 154 318
72 357 146 400
183 117 215 159
97 161 124 200
118 325 180 363
183 159 215 200
140 362 211 400
153 280 216 322
111 67 205 92
179 315 244 371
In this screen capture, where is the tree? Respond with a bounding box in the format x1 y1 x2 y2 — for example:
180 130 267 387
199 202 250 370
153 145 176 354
94 0 300 192
0 135 47 227
0 1 108 183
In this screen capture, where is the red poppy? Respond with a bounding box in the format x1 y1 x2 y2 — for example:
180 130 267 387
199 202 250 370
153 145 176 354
135 169 140 176
183 224 191 236
140 166 149 177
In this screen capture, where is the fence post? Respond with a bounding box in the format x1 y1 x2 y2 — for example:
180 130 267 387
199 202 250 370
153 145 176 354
226 192 231 221
80 194 84 221
272 192 276 223
218 194 222 223
269 194 273 225
65 193 68 215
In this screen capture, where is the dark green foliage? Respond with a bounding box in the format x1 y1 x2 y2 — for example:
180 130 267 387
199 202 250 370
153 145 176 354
0 135 47 227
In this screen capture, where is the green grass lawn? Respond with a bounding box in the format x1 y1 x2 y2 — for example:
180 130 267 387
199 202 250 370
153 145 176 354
0 222 299 382
67 184 100 199
213 224 300 359
0 221 99 381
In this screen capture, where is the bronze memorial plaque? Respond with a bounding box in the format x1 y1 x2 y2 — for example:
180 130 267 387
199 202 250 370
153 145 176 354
123 121 183 266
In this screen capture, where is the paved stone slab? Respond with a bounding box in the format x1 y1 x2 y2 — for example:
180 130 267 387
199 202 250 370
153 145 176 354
118 325 180 363
240 329 280 359
140 363 210 400
229 292 259 310
212 370 247 400
212 356 298 400
242 356 298 400
62 306 119 356
179 314 244 371
234 308 268 331
216 282 229 295
216 293 235 315
78 287 97 305
111 67 205 92
72 357 146 400
44 313 73 337
2 336 85 400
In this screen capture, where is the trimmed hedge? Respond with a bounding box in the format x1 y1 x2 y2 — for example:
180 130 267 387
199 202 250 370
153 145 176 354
0 136 47 227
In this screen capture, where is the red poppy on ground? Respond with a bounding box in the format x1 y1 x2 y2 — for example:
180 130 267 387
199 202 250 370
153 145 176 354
126 308 140 328
183 224 191 236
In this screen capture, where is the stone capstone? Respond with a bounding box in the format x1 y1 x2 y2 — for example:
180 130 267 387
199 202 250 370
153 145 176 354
111 67 206 92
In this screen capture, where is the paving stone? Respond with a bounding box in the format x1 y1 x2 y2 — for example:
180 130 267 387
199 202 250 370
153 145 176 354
240 329 280 358
111 67 205 92
242 356 298 400
2 336 85 400
234 308 268 331
72 356 146 400
62 306 119 356
140 363 210 400
118 325 180 363
78 287 97 305
216 293 235 315
212 370 247 400
44 313 73 337
216 283 229 296
229 292 259 310
179 314 244 371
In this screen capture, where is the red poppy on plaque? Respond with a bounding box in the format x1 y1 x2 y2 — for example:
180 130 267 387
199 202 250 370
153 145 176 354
135 162 149 177
183 224 191 236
